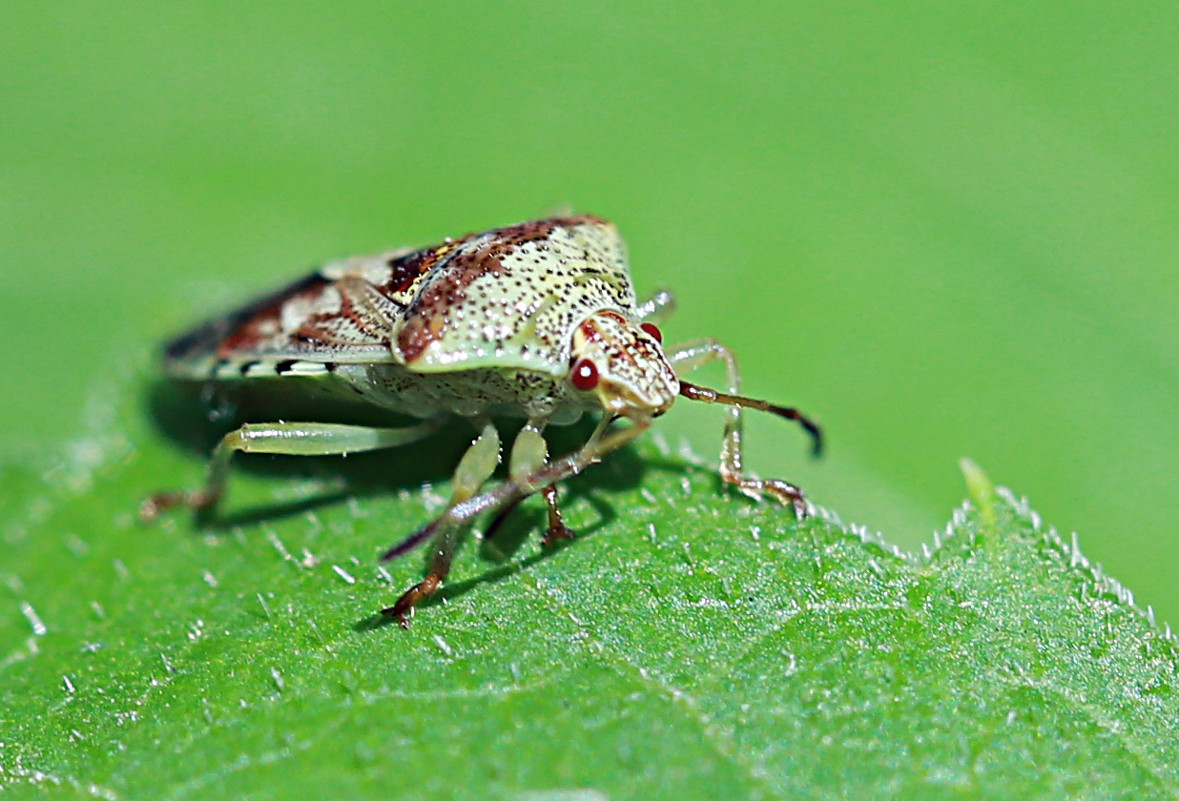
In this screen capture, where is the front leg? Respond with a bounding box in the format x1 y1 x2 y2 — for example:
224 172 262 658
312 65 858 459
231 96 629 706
666 339 819 518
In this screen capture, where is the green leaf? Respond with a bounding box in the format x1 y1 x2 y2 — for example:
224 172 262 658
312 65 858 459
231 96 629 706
2 375 1176 800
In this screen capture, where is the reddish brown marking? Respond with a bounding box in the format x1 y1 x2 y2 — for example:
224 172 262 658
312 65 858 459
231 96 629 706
212 275 331 359
384 244 449 295
292 286 377 348
400 269 475 361
578 319 601 343
397 321 434 364
384 215 605 306
483 215 606 256
577 311 625 343
216 310 280 358
394 216 608 363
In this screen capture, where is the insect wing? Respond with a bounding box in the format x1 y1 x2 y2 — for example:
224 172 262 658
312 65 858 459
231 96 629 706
163 255 408 380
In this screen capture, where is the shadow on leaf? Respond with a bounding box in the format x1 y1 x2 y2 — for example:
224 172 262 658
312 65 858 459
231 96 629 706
146 378 659 614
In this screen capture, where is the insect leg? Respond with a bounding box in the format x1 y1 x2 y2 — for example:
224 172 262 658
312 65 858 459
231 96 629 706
141 417 445 522
460 415 636 524
539 484 572 545
482 420 569 543
381 416 648 623
633 289 676 324
509 422 574 545
384 422 501 626
666 339 814 517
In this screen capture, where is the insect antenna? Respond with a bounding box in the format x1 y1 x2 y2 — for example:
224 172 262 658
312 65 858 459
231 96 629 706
678 380 823 457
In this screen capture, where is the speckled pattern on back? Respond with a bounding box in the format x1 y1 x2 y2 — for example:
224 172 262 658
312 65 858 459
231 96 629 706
161 216 642 420
394 216 634 373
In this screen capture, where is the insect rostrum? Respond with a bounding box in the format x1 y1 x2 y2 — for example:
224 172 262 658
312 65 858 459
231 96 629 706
144 215 821 626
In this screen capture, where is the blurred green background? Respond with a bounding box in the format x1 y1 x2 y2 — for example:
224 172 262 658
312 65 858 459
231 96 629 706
1 0 1175 630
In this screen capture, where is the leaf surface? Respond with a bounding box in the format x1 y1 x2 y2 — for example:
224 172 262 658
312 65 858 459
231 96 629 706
2 381 1176 800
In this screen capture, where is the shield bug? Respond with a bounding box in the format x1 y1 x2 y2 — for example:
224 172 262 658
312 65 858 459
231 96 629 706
144 215 822 626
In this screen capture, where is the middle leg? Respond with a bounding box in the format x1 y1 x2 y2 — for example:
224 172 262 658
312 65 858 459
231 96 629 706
508 422 574 545
381 414 649 623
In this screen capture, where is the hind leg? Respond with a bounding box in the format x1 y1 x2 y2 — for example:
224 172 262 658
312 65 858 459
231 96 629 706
141 417 446 522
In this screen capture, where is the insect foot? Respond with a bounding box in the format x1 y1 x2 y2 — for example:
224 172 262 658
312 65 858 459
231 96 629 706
538 484 576 546
725 475 811 520
147 215 822 625
139 489 219 524
382 573 443 629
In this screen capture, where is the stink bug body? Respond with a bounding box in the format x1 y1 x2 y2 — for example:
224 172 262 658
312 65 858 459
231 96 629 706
145 215 821 625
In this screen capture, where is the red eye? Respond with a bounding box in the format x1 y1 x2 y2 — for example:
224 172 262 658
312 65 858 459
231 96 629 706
571 358 599 390
640 322 662 343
